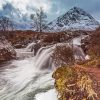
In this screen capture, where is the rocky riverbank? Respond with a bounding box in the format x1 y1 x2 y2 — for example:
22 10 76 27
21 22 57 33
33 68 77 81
0 37 16 63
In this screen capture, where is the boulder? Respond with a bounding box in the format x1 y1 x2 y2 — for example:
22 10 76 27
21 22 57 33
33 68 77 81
0 37 16 63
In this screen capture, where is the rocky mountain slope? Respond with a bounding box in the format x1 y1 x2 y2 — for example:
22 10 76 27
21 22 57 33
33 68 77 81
46 7 100 32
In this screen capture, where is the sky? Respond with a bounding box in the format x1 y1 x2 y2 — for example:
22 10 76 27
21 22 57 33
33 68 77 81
0 0 100 21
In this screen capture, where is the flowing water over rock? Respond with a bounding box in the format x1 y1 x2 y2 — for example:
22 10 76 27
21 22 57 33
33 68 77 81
0 39 86 100
0 47 56 100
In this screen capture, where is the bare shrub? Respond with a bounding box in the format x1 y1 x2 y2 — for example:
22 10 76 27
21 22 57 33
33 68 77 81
52 45 75 67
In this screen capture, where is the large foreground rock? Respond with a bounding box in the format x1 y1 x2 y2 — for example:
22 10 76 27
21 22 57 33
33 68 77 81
0 37 16 63
53 66 98 100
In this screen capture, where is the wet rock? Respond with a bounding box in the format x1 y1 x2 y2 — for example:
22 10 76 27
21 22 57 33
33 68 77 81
14 44 24 48
0 37 16 63
32 43 41 55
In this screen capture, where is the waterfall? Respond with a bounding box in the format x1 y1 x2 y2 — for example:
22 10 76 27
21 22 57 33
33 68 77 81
0 44 56 100
0 41 86 100
73 45 86 61
26 42 36 52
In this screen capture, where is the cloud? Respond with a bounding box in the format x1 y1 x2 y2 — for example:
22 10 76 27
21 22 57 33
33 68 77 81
0 0 6 9
1 0 52 14
29 0 52 12
0 0 100 21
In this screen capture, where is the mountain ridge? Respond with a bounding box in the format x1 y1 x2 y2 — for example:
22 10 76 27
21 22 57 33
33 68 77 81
0 4 99 31
46 7 100 32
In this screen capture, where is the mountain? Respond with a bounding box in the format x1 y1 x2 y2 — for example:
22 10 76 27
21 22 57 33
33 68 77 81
46 7 100 32
0 4 99 31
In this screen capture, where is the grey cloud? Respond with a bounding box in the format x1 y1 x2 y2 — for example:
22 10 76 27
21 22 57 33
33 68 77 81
0 0 100 21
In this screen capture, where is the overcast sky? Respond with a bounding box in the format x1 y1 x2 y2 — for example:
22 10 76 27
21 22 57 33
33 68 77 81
0 0 100 21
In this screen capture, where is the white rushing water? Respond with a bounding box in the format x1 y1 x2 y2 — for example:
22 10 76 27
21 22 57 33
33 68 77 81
0 45 57 100
0 39 86 100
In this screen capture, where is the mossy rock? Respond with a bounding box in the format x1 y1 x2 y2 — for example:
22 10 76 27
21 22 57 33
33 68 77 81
53 66 97 100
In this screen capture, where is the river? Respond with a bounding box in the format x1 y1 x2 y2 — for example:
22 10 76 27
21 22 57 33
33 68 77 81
0 36 86 100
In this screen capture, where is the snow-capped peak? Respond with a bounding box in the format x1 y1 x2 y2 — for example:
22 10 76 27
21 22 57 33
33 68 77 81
46 7 100 32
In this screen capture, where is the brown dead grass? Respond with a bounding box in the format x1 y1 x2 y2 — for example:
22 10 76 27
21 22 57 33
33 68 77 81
88 28 100 58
